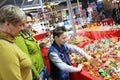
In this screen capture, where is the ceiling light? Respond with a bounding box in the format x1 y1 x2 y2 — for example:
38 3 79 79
27 0 33 2
97 0 103 2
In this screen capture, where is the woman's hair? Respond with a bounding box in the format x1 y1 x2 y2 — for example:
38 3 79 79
0 5 26 26
25 13 33 20
53 26 67 38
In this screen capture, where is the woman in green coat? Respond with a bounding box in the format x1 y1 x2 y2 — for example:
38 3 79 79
15 13 48 80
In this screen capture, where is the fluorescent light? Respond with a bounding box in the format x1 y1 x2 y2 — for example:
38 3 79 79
50 2 60 6
28 0 33 2
50 3 54 6
97 0 103 2
22 6 46 10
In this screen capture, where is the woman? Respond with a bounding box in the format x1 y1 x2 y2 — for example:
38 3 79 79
48 26 92 80
0 5 32 80
15 13 48 80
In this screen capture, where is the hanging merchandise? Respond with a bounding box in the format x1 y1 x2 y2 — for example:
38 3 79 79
61 10 67 20
75 7 81 15
94 0 97 5
112 0 120 3
57 11 62 22
54 12 59 22
81 0 88 9
90 2 97 10
97 0 104 11
88 0 94 3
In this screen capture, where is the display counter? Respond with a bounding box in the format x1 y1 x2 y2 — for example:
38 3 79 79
77 29 120 40
70 67 104 80
40 29 120 80
33 30 53 40
33 19 114 40
34 20 120 80
70 30 120 80
87 19 114 28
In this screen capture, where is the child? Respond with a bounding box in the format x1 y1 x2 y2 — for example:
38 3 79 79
39 42 50 73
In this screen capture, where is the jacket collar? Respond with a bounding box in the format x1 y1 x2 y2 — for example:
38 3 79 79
20 30 33 39
0 31 15 43
52 41 66 53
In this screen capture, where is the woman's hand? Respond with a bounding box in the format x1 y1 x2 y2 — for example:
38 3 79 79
84 54 93 61
37 77 42 80
77 64 83 71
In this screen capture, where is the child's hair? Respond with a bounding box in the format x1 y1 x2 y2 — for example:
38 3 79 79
39 42 46 49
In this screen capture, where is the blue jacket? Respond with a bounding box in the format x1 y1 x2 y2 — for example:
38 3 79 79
48 41 71 80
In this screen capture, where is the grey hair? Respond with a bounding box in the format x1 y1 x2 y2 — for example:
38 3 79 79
0 5 26 26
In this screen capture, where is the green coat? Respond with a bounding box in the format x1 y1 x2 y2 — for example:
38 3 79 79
15 31 45 78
